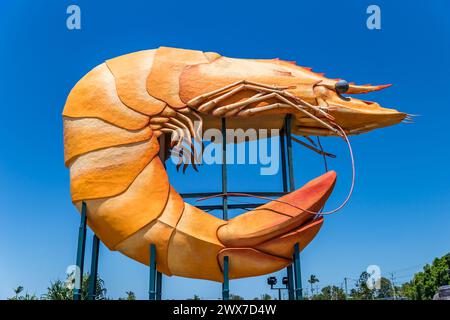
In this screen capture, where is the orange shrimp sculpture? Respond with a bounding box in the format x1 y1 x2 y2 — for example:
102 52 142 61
63 47 406 281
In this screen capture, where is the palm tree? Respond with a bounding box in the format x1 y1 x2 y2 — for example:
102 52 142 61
8 286 38 300
13 286 23 297
308 275 320 297
119 291 136 300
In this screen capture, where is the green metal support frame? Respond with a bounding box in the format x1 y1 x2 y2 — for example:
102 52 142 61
87 235 100 300
293 243 303 300
285 115 303 300
280 126 295 300
176 115 303 300
149 244 157 300
156 271 162 300
223 256 230 300
73 201 87 300
152 134 167 301
72 115 303 301
221 117 230 300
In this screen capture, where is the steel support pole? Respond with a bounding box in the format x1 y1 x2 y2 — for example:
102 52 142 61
149 244 157 300
281 120 295 300
293 243 303 300
87 235 100 300
73 201 87 300
156 271 162 300
280 128 288 192
221 117 230 300
223 256 230 300
221 118 228 221
286 266 295 300
285 115 303 300
285 115 295 191
156 134 167 300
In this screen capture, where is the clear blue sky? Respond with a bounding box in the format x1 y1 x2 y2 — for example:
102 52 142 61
0 0 449 299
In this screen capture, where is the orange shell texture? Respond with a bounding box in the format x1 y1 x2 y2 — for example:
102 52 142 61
62 46 334 282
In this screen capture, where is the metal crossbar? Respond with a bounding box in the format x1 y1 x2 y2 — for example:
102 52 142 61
73 115 303 301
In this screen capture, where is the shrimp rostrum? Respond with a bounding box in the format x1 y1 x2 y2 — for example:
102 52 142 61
62 47 406 281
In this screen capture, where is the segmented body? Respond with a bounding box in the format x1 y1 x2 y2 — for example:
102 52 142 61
64 48 228 280
63 46 401 281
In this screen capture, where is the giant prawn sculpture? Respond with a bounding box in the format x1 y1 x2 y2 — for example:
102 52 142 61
63 47 406 281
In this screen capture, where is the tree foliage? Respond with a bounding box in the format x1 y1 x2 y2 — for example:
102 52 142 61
312 285 346 300
41 279 73 300
230 293 244 300
401 254 450 300
41 273 107 300
252 293 272 300
349 272 374 300
349 272 395 300
260 293 272 300
118 291 136 300
8 286 38 300
8 253 449 300
10 273 107 300
307 274 319 295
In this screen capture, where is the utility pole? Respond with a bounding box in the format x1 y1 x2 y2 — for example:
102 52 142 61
344 277 348 299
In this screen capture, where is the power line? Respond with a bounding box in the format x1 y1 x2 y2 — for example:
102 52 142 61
387 262 427 274
394 273 417 279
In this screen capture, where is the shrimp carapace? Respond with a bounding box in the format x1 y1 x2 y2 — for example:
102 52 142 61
63 47 405 281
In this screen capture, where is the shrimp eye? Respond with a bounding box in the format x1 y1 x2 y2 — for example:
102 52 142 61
335 80 349 94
